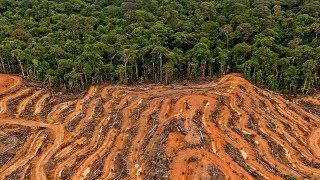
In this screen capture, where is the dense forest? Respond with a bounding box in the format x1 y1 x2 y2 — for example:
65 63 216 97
0 0 319 93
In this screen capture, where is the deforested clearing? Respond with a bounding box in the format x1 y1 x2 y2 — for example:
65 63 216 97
0 73 319 179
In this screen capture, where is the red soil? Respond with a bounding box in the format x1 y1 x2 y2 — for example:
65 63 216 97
0 73 319 179
0 74 21 95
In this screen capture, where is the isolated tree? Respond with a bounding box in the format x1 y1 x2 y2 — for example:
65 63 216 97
11 49 28 77
219 24 233 49
119 48 134 83
152 46 172 82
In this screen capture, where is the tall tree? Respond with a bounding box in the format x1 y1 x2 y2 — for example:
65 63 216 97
11 49 28 77
219 24 233 49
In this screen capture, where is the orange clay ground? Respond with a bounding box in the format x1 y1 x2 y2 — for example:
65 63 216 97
0 73 319 179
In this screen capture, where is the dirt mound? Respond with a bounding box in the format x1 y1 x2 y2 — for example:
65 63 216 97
0 74 21 95
0 73 319 179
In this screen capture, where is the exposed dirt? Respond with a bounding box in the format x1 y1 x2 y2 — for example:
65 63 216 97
295 94 320 118
0 73 319 179
0 74 21 95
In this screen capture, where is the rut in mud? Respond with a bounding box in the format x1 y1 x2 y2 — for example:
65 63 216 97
0 73 320 179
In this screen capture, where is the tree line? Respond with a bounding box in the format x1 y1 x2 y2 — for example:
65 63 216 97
0 0 319 93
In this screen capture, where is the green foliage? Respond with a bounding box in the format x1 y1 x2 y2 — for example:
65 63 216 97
0 0 319 93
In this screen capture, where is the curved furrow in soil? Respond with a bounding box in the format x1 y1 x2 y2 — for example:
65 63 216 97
46 100 76 123
229 92 303 177
177 95 255 179
71 86 106 135
6 88 35 116
50 97 110 179
299 94 320 106
170 149 240 179
308 128 320 159
16 90 42 117
18 164 31 179
200 98 254 179
126 98 163 179
0 127 35 174
69 127 116 179
51 116 113 179
0 131 46 179
239 90 320 165
33 93 50 116
160 96 258 179
142 95 195 154
0 88 31 115
213 77 297 178
255 88 316 129
52 137 87 160
0 118 64 180
210 93 283 178
247 92 320 168
19 90 46 118
236 91 315 177
213 101 280 179
144 93 262 178
248 90 313 150
59 87 99 147
70 89 127 179
63 86 98 125
218 73 317 122
246 91 309 148
51 89 123 178
0 73 319 179
101 96 143 179
219 76 319 155
72 98 101 134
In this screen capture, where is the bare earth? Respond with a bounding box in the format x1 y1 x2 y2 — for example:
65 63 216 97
0 73 319 179
0 74 21 95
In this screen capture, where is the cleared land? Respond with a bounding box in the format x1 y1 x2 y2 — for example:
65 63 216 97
0 73 319 179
